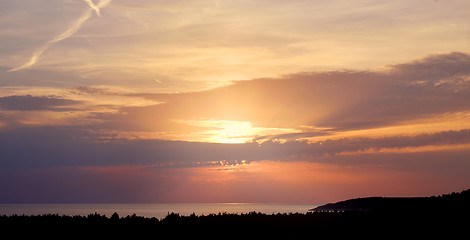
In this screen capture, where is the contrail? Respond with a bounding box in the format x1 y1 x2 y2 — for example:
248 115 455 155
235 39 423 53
84 0 102 16
84 0 112 16
8 0 112 72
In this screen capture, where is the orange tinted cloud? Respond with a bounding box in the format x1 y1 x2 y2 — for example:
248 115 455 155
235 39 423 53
113 159 468 203
71 53 469 147
1 53 470 204
1 1 470 204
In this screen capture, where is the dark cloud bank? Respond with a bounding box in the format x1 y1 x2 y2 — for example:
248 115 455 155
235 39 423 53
1 126 469 170
1 126 469 203
0 95 80 111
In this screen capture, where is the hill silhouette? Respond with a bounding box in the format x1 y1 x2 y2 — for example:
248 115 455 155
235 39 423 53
311 189 470 212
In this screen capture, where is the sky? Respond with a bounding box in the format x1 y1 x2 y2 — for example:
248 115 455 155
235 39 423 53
0 0 469 204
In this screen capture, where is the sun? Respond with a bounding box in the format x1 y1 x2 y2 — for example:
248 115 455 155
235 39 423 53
175 119 300 144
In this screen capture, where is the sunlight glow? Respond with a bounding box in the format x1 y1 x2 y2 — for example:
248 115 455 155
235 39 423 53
175 119 300 143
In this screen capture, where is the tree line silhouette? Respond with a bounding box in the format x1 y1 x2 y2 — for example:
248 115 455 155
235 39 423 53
1 189 469 237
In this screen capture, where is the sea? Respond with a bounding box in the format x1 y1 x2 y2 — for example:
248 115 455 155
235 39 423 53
0 203 317 219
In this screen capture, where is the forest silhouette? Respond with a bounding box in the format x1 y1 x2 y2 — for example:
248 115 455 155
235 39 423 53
1 189 469 237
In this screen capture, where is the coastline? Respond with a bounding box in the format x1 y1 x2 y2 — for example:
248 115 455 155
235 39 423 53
1 190 469 237
0 203 315 219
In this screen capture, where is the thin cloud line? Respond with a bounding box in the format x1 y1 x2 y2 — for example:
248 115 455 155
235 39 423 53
84 0 102 16
8 0 112 72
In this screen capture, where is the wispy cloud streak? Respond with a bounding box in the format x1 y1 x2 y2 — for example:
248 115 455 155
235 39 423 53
83 0 102 16
8 0 112 72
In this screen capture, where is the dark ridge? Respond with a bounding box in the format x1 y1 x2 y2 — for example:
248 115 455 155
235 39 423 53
310 189 470 212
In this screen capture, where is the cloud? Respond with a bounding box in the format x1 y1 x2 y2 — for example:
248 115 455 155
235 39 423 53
293 129 470 158
391 52 470 80
8 0 112 72
83 0 102 16
1 125 469 203
73 86 106 95
0 66 92 88
0 95 80 111
1 125 469 172
1 52 469 143
2 0 468 88
108 52 470 141
1 52 469 150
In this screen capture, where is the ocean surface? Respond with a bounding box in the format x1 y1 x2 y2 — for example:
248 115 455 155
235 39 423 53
0 203 317 219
